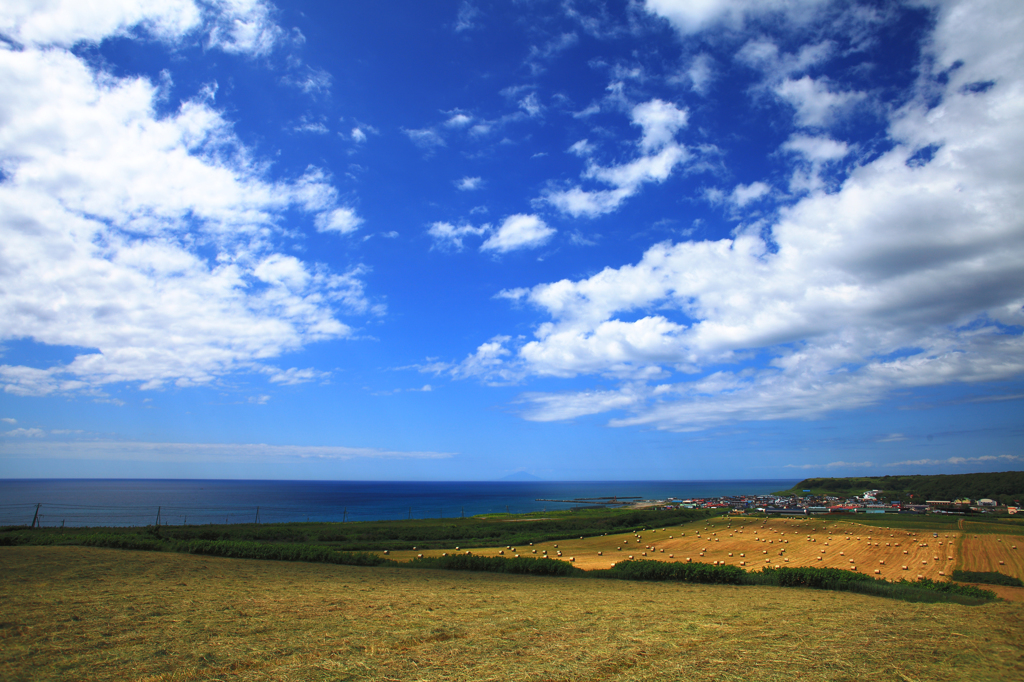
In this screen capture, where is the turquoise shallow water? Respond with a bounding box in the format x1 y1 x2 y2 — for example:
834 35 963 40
0 478 797 527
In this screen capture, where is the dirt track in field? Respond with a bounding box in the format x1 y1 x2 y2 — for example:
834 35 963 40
383 516 989 583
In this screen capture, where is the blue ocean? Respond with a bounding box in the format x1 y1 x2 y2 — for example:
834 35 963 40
0 479 797 527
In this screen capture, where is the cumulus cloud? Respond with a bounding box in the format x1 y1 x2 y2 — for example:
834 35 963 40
544 99 690 218
730 181 771 207
456 176 482 191
481 214 555 253
644 0 829 34
0 0 286 56
428 221 489 250
775 75 865 128
478 0 1024 430
0 2 375 397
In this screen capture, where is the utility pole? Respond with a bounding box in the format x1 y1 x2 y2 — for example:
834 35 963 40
30 503 40 528
343 507 347 523
155 506 162 527
254 506 260 524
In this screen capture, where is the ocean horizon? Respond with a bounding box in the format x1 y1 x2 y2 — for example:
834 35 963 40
0 478 799 527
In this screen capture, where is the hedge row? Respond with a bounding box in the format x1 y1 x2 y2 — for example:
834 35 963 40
951 569 1024 587
407 553 584 576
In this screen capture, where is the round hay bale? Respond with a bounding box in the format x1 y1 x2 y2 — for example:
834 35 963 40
686 557 691 562
875 569 880 574
902 565 908 570
413 547 417 550
442 552 448 557
669 554 674 558
628 555 634 559
417 553 423 558
383 550 389 555
570 557 575 562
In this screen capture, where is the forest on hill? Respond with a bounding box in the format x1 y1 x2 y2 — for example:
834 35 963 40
782 471 1024 505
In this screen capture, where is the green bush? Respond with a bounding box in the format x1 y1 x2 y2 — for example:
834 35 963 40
951 569 1024 587
177 540 394 567
750 566 875 590
594 560 746 584
407 554 583 577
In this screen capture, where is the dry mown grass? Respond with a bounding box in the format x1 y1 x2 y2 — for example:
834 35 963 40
388 516 1021 585
3 545 1024 682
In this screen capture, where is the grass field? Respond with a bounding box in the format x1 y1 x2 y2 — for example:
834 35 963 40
3 545 1024 682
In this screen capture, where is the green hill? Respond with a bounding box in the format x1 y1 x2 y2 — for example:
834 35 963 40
776 471 1024 505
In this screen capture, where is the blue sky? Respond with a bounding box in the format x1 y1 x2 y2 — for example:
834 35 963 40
1 0 1022 481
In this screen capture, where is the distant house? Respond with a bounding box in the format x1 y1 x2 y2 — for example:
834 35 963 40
977 498 997 507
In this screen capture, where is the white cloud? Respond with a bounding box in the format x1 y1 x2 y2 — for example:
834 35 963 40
0 4 375 396
454 2 480 32
262 366 330 385
782 134 851 193
685 53 715 94
481 0 1024 431
315 207 363 234
351 127 367 142
282 66 332 95
402 127 446 150
519 92 543 117
876 433 908 443
446 115 472 129
428 221 489 250
456 176 482 191
1 418 16 424
631 99 689 153
544 99 690 218
886 454 1023 468
0 0 288 57
0 439 454 462
568 139 596 157
4 427 45 437
775 75 865 128
729 181 770 207
782 134 850 162
644 0 829 34
481 214 555 253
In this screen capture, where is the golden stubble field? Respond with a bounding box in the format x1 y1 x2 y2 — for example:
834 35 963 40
3 545 1024 682
384 516 1024 585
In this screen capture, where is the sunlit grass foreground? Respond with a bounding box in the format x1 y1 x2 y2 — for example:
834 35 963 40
3 545 1024 682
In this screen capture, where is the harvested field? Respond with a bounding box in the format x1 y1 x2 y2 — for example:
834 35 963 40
387 516 1005 584
3 546 1024 682
957 534 1024 580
